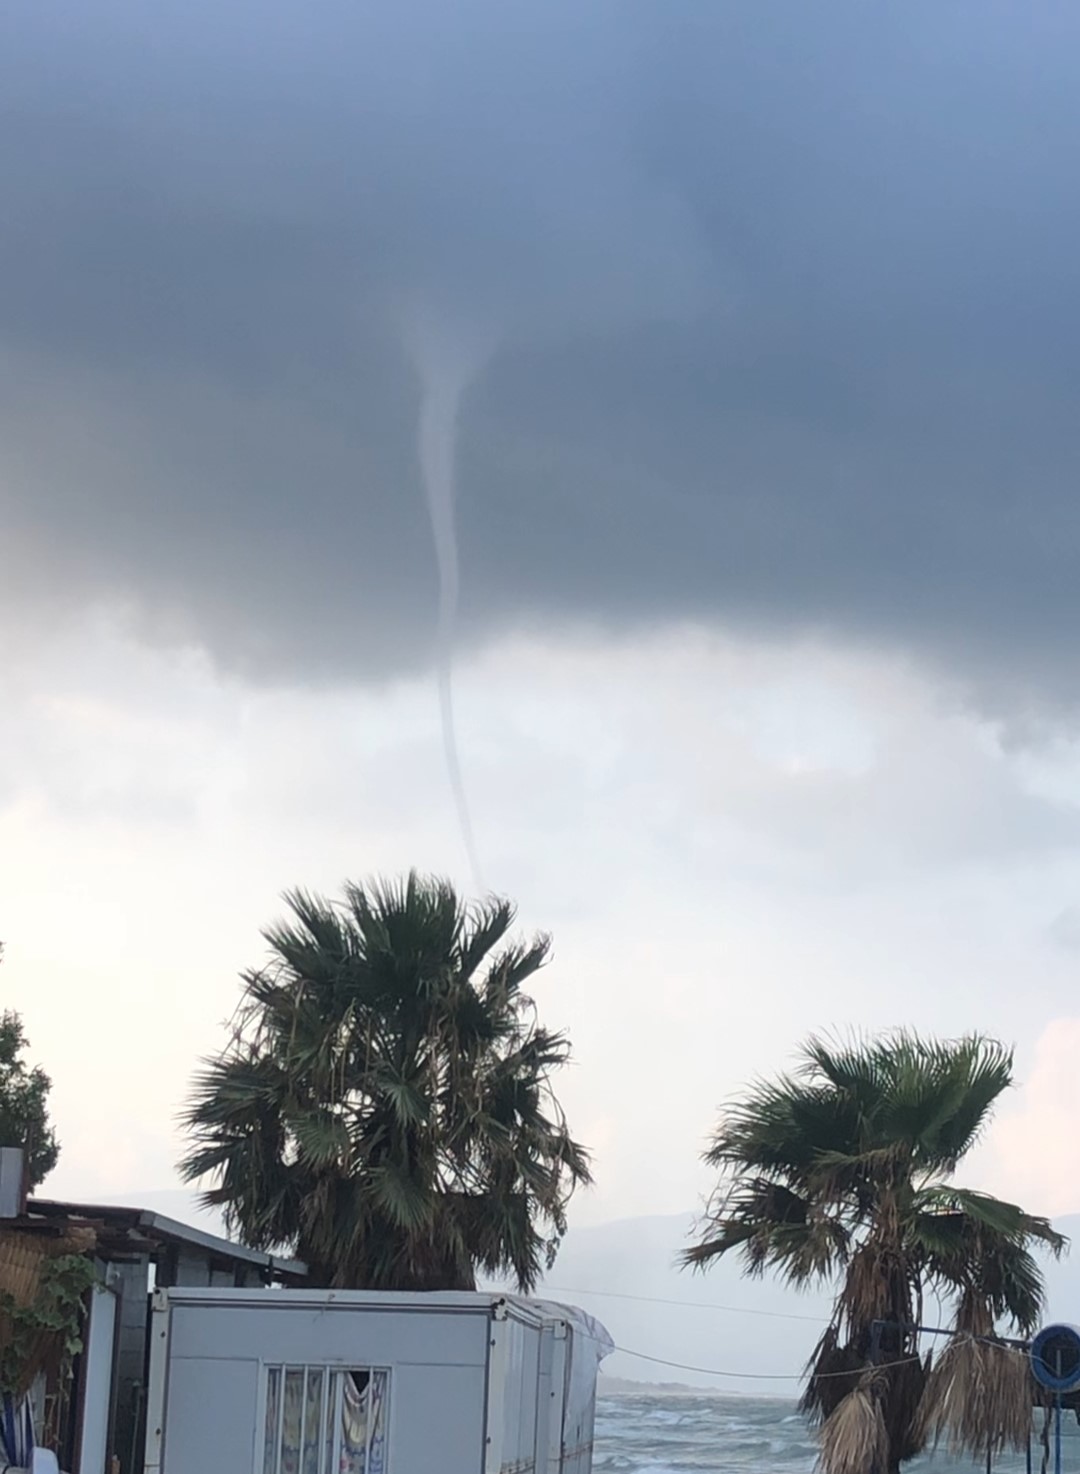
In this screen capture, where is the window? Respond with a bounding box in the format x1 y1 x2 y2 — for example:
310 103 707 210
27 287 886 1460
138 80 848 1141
262 1365 389 1474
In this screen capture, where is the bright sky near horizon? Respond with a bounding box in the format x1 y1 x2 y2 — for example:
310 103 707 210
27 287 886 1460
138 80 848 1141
3 1 1080 1233
5 618 1080 1229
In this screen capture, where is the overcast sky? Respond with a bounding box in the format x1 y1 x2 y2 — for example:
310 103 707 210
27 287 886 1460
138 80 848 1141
4 2 1080 1244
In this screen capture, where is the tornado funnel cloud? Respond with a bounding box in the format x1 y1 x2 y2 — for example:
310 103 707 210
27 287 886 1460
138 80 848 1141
404 308 493 893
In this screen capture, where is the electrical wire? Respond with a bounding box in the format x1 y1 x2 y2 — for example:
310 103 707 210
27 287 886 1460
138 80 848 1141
541 1283 1033 1382
544 1285 1034 1357
573 1324 1028 1385
610 1344 924 1381
542 1283 830 1326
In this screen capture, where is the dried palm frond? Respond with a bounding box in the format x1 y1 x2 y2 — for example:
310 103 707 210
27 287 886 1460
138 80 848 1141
818 1384 888 1474
801 1323 869 1424
889 1350 929 1464
837 1242 912 1341
917 1333 1033 1459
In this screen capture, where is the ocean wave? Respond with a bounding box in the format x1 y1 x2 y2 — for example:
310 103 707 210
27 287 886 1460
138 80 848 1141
594 1392 1070 1472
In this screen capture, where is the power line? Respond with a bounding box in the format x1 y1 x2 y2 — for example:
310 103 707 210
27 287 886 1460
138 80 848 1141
611 1345 924 1381
542 1284 830 1326
610 1334 1025 1383
546 1286 1036 1360
543 1288 1031 1384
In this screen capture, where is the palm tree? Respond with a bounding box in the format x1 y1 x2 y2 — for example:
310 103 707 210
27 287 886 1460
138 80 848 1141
179 872 591 1292
683 1033 1065 1474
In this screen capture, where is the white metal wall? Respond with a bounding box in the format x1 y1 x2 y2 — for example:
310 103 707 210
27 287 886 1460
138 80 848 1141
77 1281 118 1474
557 1324 602 1474
145 1290 603 1474
154 1293 492 1474
484 1306 543 1474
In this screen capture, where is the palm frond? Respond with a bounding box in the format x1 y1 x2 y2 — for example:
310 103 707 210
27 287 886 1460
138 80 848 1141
914 1036 1014 1171
915 1186 1066 1256
911 1187 1064 1333
801 1034 886 1109
800 1325 866 1425
685 1179 848 1286
918 1333 1033 1459
690 1027 1050 1472
457 896 516 981
286 1109 351 1169
818 1383 888 1474
178 870 588 1293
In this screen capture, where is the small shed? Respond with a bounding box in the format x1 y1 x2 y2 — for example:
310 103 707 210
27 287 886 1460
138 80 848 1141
144 1286 612 1474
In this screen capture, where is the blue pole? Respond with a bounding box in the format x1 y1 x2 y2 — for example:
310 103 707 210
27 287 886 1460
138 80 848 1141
1055 1396 1062 1474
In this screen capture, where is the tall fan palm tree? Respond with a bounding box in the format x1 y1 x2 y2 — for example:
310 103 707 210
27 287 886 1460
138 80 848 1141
684 1033 1065 1474
180 872 591 1292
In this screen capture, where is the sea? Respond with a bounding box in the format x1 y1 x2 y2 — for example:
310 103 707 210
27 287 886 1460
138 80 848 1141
594 1392 1079 1472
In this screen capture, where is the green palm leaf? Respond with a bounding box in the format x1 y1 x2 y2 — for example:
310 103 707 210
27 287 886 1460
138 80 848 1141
687 1030 1061 1474
179 870 588 1293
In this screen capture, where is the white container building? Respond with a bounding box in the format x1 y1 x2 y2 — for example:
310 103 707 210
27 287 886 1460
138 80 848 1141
143 1287 613 1474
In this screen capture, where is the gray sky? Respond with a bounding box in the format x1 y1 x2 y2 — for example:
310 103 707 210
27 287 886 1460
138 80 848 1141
4 2 1080 703
3 2 1080 1259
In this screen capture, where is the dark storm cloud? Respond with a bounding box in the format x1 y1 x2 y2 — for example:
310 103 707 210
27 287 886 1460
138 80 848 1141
3 0 1080 701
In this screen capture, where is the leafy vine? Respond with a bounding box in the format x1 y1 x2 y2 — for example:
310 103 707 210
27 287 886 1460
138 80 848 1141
0 1253 99 1397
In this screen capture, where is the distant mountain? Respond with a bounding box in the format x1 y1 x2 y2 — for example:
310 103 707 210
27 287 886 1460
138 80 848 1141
598 1375 699 1397
529 1211 832 1390
84 1188 1080 1393
535 1211 1080 1390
